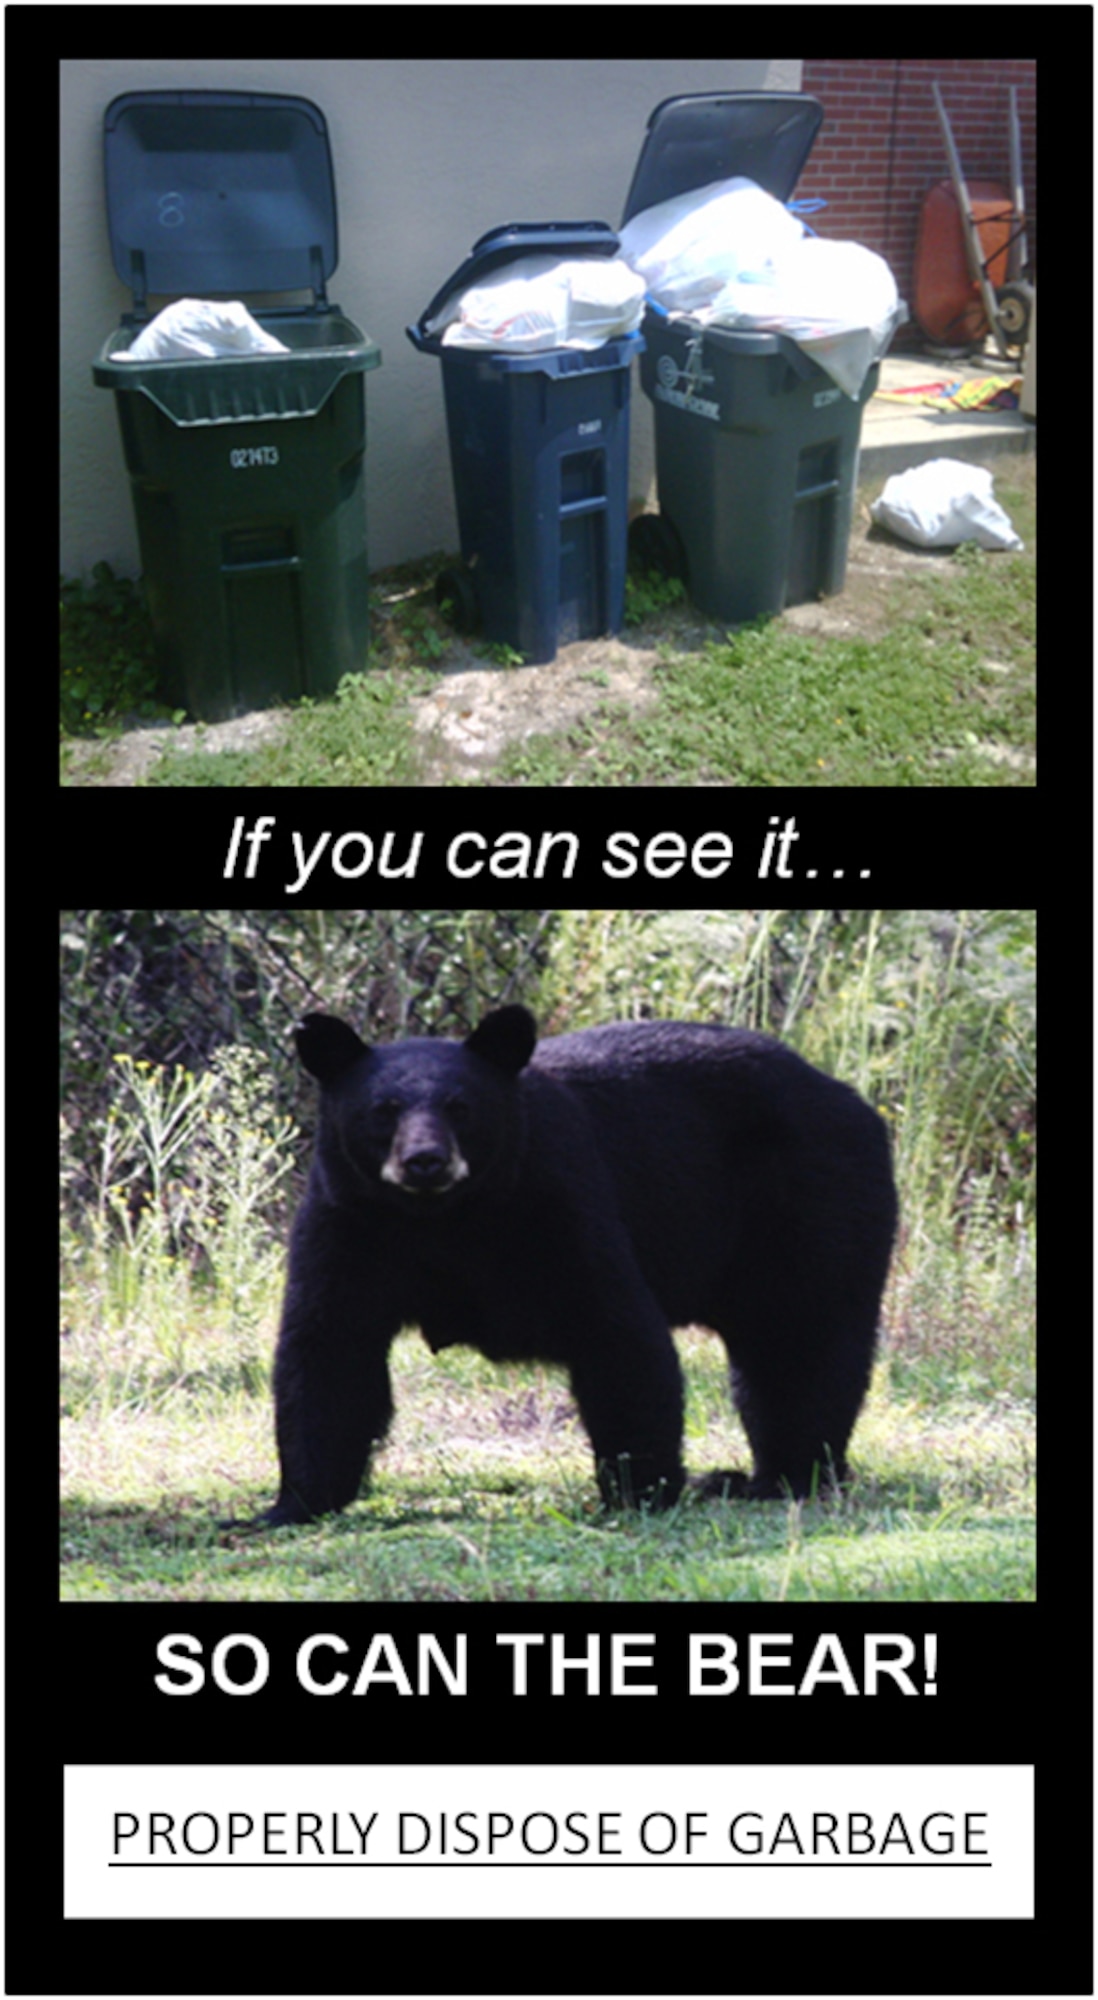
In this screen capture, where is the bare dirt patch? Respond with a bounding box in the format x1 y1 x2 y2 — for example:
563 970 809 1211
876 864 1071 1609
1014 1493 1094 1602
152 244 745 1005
410 634 662 783
63 706 289 788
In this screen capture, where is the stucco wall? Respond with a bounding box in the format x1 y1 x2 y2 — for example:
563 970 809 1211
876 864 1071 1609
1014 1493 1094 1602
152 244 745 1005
61 57 801 581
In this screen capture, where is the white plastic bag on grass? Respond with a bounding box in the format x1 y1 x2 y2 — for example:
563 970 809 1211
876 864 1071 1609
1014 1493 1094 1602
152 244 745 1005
427 256 646 352
116 299 290 361
870 459 1023 550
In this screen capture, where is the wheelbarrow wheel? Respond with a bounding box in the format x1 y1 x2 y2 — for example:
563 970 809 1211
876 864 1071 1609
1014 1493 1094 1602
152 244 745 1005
629 510 688 585
435 562 480 634
995 281 1035 352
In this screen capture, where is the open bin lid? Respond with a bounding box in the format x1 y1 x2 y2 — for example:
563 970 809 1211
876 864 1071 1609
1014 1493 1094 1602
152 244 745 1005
103 89 341 316
408 220 624 353
621 91 824 226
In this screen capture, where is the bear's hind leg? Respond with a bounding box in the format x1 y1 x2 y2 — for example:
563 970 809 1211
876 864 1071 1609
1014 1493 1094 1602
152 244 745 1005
717 1325 875 1501
701 1207 888 1502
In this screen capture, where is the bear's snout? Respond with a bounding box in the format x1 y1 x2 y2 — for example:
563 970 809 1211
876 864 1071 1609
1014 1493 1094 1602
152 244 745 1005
399 1144 462 1192
380 1110 469 1197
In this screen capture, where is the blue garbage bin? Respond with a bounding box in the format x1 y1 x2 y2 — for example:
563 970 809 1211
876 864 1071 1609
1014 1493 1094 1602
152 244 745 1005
408 223 643 664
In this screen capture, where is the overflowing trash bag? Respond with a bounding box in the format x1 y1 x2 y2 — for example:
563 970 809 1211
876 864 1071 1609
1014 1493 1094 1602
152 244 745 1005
422 253 646 353
619 173 902 399
618 175 805 310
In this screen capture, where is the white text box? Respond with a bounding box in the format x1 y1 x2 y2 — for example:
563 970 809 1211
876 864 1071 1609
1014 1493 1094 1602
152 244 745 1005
65 1763 1033 1921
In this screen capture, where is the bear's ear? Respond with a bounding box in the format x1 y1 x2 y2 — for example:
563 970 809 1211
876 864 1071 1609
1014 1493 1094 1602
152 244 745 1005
465 1004 537 1077
294 1013 367 1083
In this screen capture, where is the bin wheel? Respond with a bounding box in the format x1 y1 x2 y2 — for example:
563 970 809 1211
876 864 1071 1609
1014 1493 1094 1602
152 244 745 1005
435 563 479 634
995 281 1034 351
629 511 687 584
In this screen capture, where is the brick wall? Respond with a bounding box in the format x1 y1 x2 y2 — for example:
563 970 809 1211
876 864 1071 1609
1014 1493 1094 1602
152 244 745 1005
797 59 1036 342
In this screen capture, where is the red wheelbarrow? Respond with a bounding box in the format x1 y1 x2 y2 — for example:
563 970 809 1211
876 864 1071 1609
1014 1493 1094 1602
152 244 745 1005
914 83 1034 358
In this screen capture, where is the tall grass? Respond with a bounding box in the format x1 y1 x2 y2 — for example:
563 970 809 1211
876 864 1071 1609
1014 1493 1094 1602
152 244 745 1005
61 1043 295 1418
541 909 1033 1203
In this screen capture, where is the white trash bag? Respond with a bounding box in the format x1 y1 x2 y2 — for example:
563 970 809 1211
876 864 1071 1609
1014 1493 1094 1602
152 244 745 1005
620 174 902 398
870 458 1024 551
619 175 806 315
704 236 904 399
115 299 290 362
425 255 647 352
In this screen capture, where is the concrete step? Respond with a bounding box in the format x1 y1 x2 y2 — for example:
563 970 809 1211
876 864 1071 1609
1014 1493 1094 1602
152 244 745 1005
860 344 1034 482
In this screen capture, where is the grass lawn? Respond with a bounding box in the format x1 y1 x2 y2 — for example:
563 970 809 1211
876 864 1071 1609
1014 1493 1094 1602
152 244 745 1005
61 1328 1035 1605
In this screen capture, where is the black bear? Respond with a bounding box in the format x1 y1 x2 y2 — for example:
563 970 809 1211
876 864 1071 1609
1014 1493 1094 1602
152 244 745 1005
254 1006 896 1527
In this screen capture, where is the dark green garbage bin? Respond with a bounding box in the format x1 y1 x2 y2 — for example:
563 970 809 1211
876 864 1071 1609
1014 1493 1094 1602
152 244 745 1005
634 305 879 624
622 93 883 626
92 90 381 721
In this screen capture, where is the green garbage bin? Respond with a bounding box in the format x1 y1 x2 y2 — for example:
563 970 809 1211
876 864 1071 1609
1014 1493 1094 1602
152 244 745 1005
92 90 381 721
622 93 884 626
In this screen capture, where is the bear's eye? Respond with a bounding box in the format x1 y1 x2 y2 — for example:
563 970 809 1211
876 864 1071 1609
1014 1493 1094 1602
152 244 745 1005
371 1098 402 1131
442 1093 471 1128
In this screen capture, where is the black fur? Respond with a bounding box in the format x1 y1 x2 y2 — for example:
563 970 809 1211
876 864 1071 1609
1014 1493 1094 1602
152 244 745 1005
252 1006 896 1527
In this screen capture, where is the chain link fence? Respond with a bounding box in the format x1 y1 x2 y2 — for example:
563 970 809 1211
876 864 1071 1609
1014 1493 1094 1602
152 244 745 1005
60 909 557 1192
